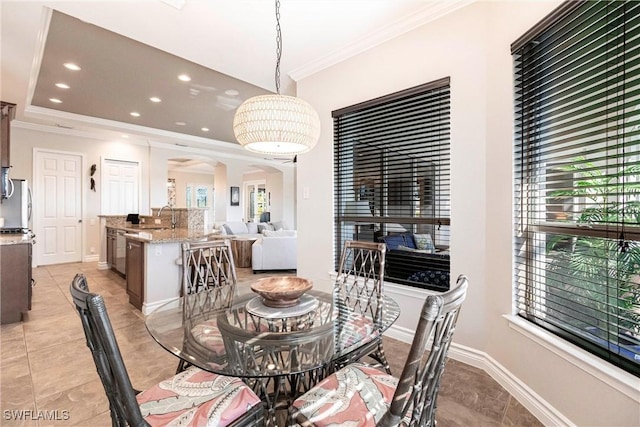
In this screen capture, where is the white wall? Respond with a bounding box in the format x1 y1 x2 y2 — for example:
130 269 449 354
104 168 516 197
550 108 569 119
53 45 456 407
296 1 639 426
6 127 298 261
214 163 228 224
168 170 214 208
7 124 150 262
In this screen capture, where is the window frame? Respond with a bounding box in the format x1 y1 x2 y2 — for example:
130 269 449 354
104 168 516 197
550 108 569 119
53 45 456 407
333 78 451 292
512 0 640 377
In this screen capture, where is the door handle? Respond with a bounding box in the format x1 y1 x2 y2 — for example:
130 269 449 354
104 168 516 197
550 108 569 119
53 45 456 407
6 178 14 198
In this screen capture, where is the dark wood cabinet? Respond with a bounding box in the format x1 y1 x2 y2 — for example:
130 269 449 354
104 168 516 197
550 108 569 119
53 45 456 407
106 227 117 269
125 238 144 310
1 242 32 324
1 101 16 168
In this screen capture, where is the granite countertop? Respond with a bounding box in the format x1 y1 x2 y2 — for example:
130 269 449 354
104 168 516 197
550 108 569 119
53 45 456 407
0 234 34 246
120 227 220 244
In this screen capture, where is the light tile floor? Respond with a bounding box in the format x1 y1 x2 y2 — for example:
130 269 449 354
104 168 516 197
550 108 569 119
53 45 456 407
0 262 542 426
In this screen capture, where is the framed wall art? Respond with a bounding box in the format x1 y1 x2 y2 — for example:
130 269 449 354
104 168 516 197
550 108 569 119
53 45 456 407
230 186 240 206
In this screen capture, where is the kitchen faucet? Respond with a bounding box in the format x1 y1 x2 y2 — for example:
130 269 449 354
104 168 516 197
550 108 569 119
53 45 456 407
158 205 176 229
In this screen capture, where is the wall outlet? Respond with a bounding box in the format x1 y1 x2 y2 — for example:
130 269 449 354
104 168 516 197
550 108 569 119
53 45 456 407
154 218 162 224
90 247 95 254
155 246 162 256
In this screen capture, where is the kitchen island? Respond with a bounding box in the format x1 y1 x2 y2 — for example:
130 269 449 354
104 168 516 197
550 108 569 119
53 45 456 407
99 208 213 314
121 227 219 314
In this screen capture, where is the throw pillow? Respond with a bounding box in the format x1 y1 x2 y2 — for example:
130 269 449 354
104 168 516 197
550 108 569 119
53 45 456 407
380 234 405 250
401 233 417 249
257 223 275 233
246 222 258 234
271 220 286 231
414 233 435 251
224 221 249 235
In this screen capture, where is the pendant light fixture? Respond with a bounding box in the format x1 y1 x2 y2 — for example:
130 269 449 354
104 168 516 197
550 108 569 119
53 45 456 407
233 0 320 156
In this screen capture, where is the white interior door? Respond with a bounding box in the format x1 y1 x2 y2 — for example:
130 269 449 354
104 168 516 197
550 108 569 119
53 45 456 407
101 159 139 214
35 150 82 265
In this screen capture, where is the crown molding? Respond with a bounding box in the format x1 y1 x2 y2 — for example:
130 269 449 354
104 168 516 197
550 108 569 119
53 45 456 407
15 116 296 170
12 120 149 146
289 0 475 82
22 104 246 151
26 7 52 109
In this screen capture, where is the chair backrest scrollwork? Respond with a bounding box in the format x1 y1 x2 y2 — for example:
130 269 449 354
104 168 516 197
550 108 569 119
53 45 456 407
379 274 469 427
181 238 236 299
333 240 387 325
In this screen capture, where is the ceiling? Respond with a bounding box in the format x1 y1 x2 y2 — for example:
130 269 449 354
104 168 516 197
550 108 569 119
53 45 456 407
1 0 473 160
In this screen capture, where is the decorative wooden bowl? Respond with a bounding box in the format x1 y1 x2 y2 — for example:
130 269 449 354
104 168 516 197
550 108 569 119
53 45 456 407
250 277 313 308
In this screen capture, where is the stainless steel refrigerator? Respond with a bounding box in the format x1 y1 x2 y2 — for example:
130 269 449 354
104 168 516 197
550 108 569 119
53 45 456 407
0 179 31 231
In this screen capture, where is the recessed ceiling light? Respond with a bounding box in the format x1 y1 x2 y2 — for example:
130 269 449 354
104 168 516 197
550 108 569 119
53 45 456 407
49 98 62 104
121 134 129 138
149 97 162 103
175 121 186 126
201 127 210 132
178 74 191 82
225 89 239 96
55 83 70 89
130 112 141 117
63 63 81 71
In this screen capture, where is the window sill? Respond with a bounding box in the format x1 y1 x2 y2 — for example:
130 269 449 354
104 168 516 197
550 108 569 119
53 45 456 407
504 315 640 401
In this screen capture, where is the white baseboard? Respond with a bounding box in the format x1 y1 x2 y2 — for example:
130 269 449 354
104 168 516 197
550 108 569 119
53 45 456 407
97 261 110 270
83 254 99 263
385 323 415 344
481 350 575 427
385 325 570 426
142 296 180 315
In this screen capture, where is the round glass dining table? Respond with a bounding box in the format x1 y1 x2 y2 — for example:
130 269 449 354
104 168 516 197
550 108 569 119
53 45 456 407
146 287 399 375
145 284 400 421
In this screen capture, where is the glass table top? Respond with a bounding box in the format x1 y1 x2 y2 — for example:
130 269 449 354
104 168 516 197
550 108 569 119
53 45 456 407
145 286 400 378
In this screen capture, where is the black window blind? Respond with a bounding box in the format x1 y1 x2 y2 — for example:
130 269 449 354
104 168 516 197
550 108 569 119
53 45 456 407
333 78 451 291
513 0 640 376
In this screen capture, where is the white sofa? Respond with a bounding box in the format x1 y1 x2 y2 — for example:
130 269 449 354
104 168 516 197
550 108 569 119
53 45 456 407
251 230 297 273
219 221 262 238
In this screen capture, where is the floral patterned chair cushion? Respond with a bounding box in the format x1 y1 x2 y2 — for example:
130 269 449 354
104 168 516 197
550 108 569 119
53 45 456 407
337 313 379 349
291 363 410 427
191 320 225 354
137 367 261 426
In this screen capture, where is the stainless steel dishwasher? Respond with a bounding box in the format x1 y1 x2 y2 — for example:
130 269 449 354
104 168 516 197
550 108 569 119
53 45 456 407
115 229 126 276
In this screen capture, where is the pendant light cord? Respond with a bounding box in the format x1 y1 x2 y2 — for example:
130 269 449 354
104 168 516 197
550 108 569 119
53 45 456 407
275 0 282 95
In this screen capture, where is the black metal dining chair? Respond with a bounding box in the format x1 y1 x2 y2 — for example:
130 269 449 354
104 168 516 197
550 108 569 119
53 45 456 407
177 239 237 373
289 274 469 427
69 273 265 427
332 240 391 373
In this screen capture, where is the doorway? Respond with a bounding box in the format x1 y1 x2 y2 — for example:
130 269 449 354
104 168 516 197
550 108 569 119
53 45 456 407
245 181 266 223
101 158 140 215
33 149 83 265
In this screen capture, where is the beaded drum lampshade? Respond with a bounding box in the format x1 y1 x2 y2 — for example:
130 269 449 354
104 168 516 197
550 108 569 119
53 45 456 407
233 0 320 156
233 93 320 155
